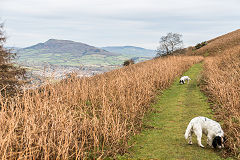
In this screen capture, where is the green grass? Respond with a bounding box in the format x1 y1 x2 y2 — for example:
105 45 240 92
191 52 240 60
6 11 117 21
120 63 232 160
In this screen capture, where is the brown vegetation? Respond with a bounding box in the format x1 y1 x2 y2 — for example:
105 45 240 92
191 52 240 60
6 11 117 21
201 46 240 158
186 29 240 56
0 56 202 159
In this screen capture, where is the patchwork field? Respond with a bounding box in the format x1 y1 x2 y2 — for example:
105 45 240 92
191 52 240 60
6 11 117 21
17 51 134 67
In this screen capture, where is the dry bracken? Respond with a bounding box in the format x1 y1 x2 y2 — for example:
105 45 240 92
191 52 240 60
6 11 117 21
0 56 202 159
186 29 240 57
202 46 240 158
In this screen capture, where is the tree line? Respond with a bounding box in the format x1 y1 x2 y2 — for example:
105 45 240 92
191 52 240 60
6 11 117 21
0 23 25 96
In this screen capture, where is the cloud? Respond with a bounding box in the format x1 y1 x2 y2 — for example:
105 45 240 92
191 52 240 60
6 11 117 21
1 0 240 49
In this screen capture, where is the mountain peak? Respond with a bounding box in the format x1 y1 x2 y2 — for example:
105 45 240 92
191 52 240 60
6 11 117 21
22 39 118 56
47 38 57 41
44 39 75 44
45 38 58 43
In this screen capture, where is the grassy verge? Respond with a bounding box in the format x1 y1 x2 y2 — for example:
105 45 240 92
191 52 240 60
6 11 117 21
120 63 232 160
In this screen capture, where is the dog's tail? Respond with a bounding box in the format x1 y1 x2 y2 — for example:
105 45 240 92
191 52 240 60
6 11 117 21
184 121 193 139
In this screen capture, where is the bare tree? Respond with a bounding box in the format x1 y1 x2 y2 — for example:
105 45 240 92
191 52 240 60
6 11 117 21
0 22 26 96
156 32 183 57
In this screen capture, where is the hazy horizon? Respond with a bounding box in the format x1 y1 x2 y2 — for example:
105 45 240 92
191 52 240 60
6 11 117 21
1 0 240 50
6 38 157 50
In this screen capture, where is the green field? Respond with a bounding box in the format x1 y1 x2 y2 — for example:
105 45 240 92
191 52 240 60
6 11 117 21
17 53 149 66
17 50 152 67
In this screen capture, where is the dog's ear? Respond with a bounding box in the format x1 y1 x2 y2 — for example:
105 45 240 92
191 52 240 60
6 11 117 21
212 137 218 148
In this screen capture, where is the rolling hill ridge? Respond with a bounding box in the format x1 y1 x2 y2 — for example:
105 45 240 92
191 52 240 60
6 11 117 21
23 39 118 56
15 39 156 81
17 39 155 67
102 46 155 57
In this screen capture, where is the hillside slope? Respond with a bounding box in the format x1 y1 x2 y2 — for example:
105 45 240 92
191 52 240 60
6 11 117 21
188 29 240 56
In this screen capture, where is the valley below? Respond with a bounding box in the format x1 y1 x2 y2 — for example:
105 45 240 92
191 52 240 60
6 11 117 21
13 39 155 86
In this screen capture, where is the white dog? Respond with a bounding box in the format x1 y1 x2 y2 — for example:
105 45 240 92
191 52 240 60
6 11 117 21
179 76 191 84
184 116 226 148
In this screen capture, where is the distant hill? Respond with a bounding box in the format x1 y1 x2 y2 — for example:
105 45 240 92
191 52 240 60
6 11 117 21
102 46 156 57
5 47 21 50
22 39 118 56
16 39 127 67
16 39 155 67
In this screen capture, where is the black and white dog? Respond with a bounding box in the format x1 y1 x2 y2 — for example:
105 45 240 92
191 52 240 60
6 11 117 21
179 76 191 84
184 116 226 149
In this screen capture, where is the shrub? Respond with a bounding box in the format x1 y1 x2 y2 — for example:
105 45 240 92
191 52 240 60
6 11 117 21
123 59 134 66
195 41 207 50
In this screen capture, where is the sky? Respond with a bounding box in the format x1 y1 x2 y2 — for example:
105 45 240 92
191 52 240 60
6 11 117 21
1 0 240 50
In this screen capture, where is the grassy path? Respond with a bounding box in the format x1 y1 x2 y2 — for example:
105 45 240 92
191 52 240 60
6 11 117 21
121 63 228 160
